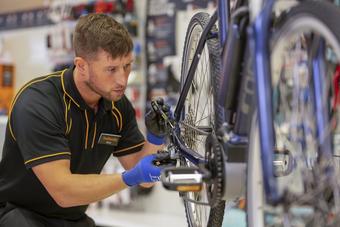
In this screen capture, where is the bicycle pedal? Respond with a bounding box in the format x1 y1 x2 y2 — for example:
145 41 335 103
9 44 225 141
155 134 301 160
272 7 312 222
161 167 203 192
152 150 177 167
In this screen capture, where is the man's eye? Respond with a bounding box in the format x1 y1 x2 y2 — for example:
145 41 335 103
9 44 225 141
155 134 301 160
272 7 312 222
124 64 132 70
108 67 117 72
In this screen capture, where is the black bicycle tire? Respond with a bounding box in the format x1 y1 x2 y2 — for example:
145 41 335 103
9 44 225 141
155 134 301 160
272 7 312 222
247 1 340 227
179 12 225 227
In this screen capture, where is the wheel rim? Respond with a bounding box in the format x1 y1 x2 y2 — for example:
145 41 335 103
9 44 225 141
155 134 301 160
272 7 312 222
180 20 215 227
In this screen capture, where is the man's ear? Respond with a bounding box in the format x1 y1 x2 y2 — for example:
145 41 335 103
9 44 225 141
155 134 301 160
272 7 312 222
74 57 87 74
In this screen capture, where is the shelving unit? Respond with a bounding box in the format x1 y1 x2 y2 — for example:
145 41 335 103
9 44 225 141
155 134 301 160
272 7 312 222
0 1 190 226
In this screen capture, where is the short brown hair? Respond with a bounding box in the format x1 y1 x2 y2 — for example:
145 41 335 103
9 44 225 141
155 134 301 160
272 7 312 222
73 13 133 60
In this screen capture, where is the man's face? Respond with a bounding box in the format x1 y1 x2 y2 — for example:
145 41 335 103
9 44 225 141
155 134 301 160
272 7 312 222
85 49 133 102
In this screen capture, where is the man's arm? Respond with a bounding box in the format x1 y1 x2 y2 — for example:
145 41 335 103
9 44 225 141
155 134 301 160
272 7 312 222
32 159 127 208
117 141 163 188
32 148 163 208
117 98 172 186
118 141 163 170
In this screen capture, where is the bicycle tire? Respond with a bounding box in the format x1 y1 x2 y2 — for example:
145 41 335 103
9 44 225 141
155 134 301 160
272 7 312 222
179 12 225 227
247 1 340 227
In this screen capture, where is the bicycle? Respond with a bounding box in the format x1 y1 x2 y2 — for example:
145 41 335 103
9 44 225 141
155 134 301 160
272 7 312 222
153 0 340 226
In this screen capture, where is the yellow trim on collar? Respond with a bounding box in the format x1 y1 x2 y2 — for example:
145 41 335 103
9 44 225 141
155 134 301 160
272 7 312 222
112 102 123 131
91 122 97 149
60 69 80 108
63 93 69 134
111 110 120 129
84 109 89 150
66 99 72 134
113 106 123 132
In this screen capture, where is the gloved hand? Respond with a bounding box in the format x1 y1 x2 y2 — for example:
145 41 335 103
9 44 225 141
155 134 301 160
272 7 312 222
122 154 162 187
145 98 172 145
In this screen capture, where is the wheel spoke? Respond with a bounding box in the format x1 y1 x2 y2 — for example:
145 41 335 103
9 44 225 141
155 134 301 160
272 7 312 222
178 12 223 227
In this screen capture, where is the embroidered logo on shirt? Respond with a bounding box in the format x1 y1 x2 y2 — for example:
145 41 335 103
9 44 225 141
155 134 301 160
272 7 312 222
98 133 121 146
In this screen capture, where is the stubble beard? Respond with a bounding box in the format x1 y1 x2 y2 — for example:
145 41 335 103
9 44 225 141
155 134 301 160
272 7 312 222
85 79 123 102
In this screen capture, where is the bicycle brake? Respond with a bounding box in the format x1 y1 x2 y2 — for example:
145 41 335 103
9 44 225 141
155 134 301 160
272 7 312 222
150 100 175 129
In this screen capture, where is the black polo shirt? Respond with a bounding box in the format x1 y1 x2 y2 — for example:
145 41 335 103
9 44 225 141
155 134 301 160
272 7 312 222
0 66 145 220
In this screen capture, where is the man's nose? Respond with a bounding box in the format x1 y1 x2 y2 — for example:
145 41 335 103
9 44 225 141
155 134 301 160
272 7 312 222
116 68 128 86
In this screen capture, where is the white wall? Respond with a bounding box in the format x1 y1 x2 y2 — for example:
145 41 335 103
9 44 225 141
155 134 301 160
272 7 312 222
0 0 147 92
0 26 54 91
0 0 46 13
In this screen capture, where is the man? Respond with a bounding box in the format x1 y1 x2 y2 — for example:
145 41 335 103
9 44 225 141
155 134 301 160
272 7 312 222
0 13 169 227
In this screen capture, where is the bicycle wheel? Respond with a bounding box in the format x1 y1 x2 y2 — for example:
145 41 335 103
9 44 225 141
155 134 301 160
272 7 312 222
247 1 340 226
178 12 225 227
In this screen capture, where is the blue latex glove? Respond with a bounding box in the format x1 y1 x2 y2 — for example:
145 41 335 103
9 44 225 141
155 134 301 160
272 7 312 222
122 154 162 186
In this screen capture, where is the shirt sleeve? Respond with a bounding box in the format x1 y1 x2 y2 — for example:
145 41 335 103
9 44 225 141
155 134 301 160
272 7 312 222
112 96 145 157
10 88 71 168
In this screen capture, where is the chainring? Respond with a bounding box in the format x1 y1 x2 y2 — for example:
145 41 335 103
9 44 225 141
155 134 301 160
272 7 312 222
205 134 225 207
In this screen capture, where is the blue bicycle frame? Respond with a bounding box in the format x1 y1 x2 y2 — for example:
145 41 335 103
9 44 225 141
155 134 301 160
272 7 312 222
249 0 280 203
172 0 331 205
251 0 333 203
218 0 281 203
172 0 280 203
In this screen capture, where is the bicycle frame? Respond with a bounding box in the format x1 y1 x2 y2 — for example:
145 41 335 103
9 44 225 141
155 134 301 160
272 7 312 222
170 0 330 205
247 0 336 204
249 0 280 203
